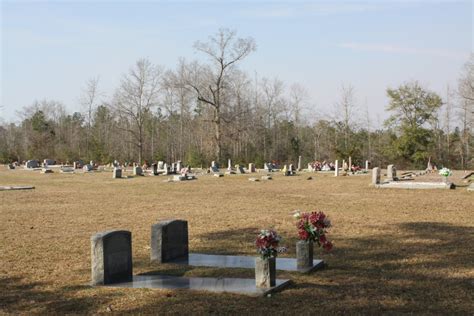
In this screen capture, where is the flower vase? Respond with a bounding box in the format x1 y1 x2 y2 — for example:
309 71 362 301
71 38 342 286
255 257 276 288
296 240 314 270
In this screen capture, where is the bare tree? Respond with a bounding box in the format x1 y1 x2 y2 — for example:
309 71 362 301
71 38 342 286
186 28 256 161
335 84 357 152
80 77 103 159
114 58 163 164
457 54 474 168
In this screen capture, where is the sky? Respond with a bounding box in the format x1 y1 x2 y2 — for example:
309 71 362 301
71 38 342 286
1 0 473 125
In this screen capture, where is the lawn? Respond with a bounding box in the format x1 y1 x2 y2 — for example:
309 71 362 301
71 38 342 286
1 168 473 314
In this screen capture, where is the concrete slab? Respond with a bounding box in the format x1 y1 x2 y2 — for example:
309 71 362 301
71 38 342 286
375 182 454 190
105 274 291 297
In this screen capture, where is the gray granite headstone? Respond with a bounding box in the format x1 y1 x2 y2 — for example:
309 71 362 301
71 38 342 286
133 166 143 176
151 220 188 263
113 167 122 179
372 167 381 185
248 163 256 173
91 230 133 285
26 160 39 169
83 164 93 172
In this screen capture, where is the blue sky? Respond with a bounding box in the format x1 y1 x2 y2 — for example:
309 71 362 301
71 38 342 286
1 0 472 124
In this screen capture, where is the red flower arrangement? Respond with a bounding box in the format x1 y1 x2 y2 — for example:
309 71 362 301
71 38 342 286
293 210 333 251
255 229 287 259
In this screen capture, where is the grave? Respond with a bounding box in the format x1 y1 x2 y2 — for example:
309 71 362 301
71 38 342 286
83 164 93 172
248 163 256 173
235 164 245 174
387 164 398 181
91 230 133 285
372 167 381 185
150 220 189 263
150 219 324 273
106 274 290 297
60 166 74 173
375 182 455 190
365 160 369 171
113 168 122 179
210 161 219 173
44 159 56 166
334 160 339 177
25 160 39 169
7 164 15 170
133 166 143 176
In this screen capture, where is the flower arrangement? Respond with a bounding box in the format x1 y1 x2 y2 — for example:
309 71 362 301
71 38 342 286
255 229 287 259
439 168 452 177
293 210 333 251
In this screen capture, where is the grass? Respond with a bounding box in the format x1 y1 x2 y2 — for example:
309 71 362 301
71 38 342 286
0 168 473 315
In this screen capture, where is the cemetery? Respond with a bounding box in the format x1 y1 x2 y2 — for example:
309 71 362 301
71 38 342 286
1 163 473 314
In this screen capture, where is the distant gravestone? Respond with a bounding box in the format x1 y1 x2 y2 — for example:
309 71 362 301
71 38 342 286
73 161 77 169
44 159 55 166
348 157 352 172
113 167 122 179
7 164 15 170
248 163 256 173
158 161 164 170
372 167 381 185
133 166 143 176
91 230 133 285
365 160 369 171
334 160 339 177
227 159 232 171
151 163 158 175
297 156 302 171
41 168 53 174
387 165 397 181
176 161 182 172
210 161 219 173
163 163 169 175
26 160 39 169
151 220 188 263
83 164 93 172
235 164 245 174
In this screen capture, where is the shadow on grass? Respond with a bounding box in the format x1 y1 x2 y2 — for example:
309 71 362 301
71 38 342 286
122 221 473 314
0 276 122 314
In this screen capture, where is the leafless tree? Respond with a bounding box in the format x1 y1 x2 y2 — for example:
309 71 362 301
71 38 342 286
114 58 163 164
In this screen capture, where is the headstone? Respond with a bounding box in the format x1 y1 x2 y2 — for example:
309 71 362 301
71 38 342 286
26 160 39 169
297 156 302 171
41 168 53 174
91 230 133 285
151 163 158 175
113 167 122 179
235 164 245 174
73 161 77 169
176 161 182 172
171 163 176 174
83 164 93 172
90 160 94 167
255 257 276 288
387 164 397 181
365 160 369 171
372 167 381 185
44 159 55 166
227 159 232 171
248 163 256 173
264 163 272 172
133 166 143 176
150 220 188 263
163 163 169 175
334 160 339 177
308 163 314 172
348 157 352 172
7 164 15 170
158 161 164 170
210 161 219 173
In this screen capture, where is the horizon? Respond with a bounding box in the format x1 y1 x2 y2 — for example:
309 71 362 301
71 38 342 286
1 0 473 125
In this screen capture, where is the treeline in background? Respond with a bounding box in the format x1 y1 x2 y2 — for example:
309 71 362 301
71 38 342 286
1 29 473 170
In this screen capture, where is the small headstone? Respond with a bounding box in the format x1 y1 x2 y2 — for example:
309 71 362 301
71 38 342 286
163 163 169 175
348 157 352 172
176 161 182 172
73 161 77 169
248 163 256 173
41 168 53 174
60 167 74 173
372 167 381 185
365 160 369 171
151 163 158 176
334 160 339 177
25 160 39 169
158 161 164 170
83 164 93 172
235 164 245 174
387 164 397 181
113 168 122 179
227 159 232 171
91 230 133 285
133 166 143 176
151 220 188 263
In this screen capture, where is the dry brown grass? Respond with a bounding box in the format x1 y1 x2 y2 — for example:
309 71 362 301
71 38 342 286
1 168 473 315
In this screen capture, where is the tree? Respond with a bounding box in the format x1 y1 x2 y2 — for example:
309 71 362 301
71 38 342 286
114 58 163 164
457 54 474 168
385 81 442 167
186 28 256 161
79 77 103 160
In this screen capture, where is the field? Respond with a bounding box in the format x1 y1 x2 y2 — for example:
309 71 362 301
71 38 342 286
1 168 473 315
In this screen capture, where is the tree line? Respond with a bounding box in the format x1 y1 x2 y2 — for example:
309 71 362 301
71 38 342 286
1 29 473 170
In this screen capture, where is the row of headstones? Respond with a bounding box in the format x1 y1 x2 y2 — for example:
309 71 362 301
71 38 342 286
371 165 397 184
210 160 256 174
333 159 371 176
91 220 279 288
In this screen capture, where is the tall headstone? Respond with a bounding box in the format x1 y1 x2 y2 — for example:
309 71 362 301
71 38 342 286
365 160 369 171
248 163 256 173
73 161 77 169
387 164 397 181
151 220 189 263
297 156 302 171
342 160 346 171
158 161 164 170
372 167 381 185
152 163 158 175
176 160 182 172
348 157 352 172
227 159 232 171
91 230 133 285
334 160 339 177
113 167 122 179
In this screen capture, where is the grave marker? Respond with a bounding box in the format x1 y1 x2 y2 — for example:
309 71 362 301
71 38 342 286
151 220 189 263
372 167 381 185
334 160 339 177
91 230 133 285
